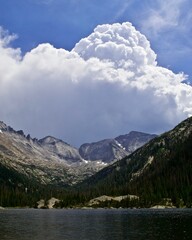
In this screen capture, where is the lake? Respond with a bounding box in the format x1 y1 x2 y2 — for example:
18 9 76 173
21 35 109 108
0 208 192 240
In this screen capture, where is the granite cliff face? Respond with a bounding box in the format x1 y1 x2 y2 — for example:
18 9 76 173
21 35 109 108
39 136 82 164
79 132 156 163
79 139 127 163
115 131 157 154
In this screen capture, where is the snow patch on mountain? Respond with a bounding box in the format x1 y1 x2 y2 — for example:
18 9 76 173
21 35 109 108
114 140 126 150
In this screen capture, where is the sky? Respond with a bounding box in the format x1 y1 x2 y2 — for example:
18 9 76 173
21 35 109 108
0 0 192 147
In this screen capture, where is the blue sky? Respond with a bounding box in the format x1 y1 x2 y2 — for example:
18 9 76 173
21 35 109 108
0 0 192 146
0 0 191 79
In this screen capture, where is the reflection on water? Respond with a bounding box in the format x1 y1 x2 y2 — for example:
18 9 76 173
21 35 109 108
0 208 192 240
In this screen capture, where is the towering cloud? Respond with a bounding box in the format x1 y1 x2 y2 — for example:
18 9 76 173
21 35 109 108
0 23 191 146
73 22 156 67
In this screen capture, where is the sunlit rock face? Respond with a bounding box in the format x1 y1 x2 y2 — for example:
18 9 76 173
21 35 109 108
79 131 156 163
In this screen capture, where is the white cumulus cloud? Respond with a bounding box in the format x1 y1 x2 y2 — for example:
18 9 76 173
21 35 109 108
0 22 192 146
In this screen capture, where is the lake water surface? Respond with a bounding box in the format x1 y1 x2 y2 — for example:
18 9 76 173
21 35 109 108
0 208 192 240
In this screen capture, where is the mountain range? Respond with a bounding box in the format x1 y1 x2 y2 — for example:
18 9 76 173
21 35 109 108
1 116 192 208
0 120 155 187
79 116 192 208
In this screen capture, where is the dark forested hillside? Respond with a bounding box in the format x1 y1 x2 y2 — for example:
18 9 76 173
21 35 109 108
0 154 69 207
0 159 39 207
78 117 192 207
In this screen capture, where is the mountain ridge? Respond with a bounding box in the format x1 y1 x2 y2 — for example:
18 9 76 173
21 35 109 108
0 120 156 187
78 116 192 207
1 117 192 207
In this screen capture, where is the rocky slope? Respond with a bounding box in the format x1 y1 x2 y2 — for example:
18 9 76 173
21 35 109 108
79 139 128 163
0 121 90 186
0 120 156 187
79 132 156 163
39 136 82 164
115 131 157 154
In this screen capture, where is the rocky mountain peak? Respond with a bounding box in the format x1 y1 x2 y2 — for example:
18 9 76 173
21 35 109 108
16 130 25 137
115 131 157 153
79 131 156 163
0 121 27 137
38 136 83 164
79 138 128 163
38 136 69 146
0 121 8 131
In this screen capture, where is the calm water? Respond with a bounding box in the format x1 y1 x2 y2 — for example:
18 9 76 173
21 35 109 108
0 208 192 240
